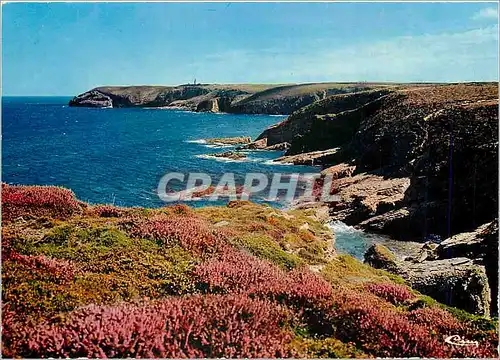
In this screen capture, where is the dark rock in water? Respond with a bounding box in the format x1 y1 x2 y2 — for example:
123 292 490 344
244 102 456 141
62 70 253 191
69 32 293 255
237 138 268 150
69 90 113 108
205 137 251 145
208 151 247 160
364 244 491 316
236 139 290 151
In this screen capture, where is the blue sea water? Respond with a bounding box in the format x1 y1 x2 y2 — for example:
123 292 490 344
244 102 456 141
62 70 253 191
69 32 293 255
2 96 319 208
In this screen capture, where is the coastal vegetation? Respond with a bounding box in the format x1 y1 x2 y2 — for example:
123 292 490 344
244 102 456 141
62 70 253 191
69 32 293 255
2 184 497 358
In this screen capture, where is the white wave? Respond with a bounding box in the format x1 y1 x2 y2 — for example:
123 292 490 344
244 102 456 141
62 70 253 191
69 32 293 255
327 221 365 235
195 154 243 163
205 144 234 149
186 139 207 144
262 159 294 166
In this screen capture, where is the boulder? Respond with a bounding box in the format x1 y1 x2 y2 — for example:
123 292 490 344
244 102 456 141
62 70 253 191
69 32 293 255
364 244 491 316
364 244 399 272
436 220 498 315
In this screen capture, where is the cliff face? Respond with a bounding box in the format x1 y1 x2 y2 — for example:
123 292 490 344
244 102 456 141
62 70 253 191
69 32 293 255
259 83 498 241
69 83 387 115
256 89 393 154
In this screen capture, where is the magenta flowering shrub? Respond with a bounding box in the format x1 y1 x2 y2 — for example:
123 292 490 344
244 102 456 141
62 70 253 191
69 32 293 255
365 282 415 305
6 294 294 358
2 184 83 221
408 306 462 333
194 249 332 308
329 289 498 358
91 204 125 218
127 214 225 254
4 250 77 283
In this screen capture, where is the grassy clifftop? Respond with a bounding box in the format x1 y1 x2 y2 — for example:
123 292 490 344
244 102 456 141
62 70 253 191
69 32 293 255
2 184 497 358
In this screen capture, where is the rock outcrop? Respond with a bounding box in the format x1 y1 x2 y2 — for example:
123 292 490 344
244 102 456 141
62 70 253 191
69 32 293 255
236 139 290 151
273 148 340 166
365 244 491 316
255 83 498 316
255 88 393 153
206 151 247 161
205 137 251 145
327 171 411 225
69 90 113 108
435 220 499 315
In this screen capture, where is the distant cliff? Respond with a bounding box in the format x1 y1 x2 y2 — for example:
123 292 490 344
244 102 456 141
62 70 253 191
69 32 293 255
69 83 390 115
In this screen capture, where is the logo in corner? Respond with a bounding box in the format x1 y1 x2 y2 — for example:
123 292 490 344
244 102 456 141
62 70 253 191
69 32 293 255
445 335 479 347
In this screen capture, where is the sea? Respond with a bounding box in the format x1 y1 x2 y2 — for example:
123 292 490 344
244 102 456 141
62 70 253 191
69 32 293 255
2 96 401 259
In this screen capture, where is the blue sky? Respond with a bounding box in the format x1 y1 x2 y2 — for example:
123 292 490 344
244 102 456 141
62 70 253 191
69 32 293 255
2 2 499 96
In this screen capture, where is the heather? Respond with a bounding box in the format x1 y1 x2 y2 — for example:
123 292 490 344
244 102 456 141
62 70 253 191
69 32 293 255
2 185 498 358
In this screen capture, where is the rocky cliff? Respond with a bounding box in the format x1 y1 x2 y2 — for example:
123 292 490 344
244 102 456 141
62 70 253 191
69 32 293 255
258 83 498 240
256 83 498 315
69 83 390 115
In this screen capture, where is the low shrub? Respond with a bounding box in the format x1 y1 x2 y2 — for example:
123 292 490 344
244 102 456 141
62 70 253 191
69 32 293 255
235 234 303 269
329 288 498 358
5 295 294 358
90 204 125 218
291 337 366 358
127 214 225 255
365 282 415 305
2 184 83 222
194 249 332 310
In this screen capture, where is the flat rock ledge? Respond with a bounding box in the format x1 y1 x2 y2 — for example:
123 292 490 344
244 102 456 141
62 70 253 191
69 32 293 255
273 148 340 166
205 136 251 145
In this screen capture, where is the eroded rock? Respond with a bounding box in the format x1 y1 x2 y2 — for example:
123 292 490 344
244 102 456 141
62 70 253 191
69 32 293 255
205 137 251 145
273 148 340 166
364 244 491 316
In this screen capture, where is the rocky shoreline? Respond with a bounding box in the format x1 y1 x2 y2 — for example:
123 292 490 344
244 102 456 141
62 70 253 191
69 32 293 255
248 83 499 316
